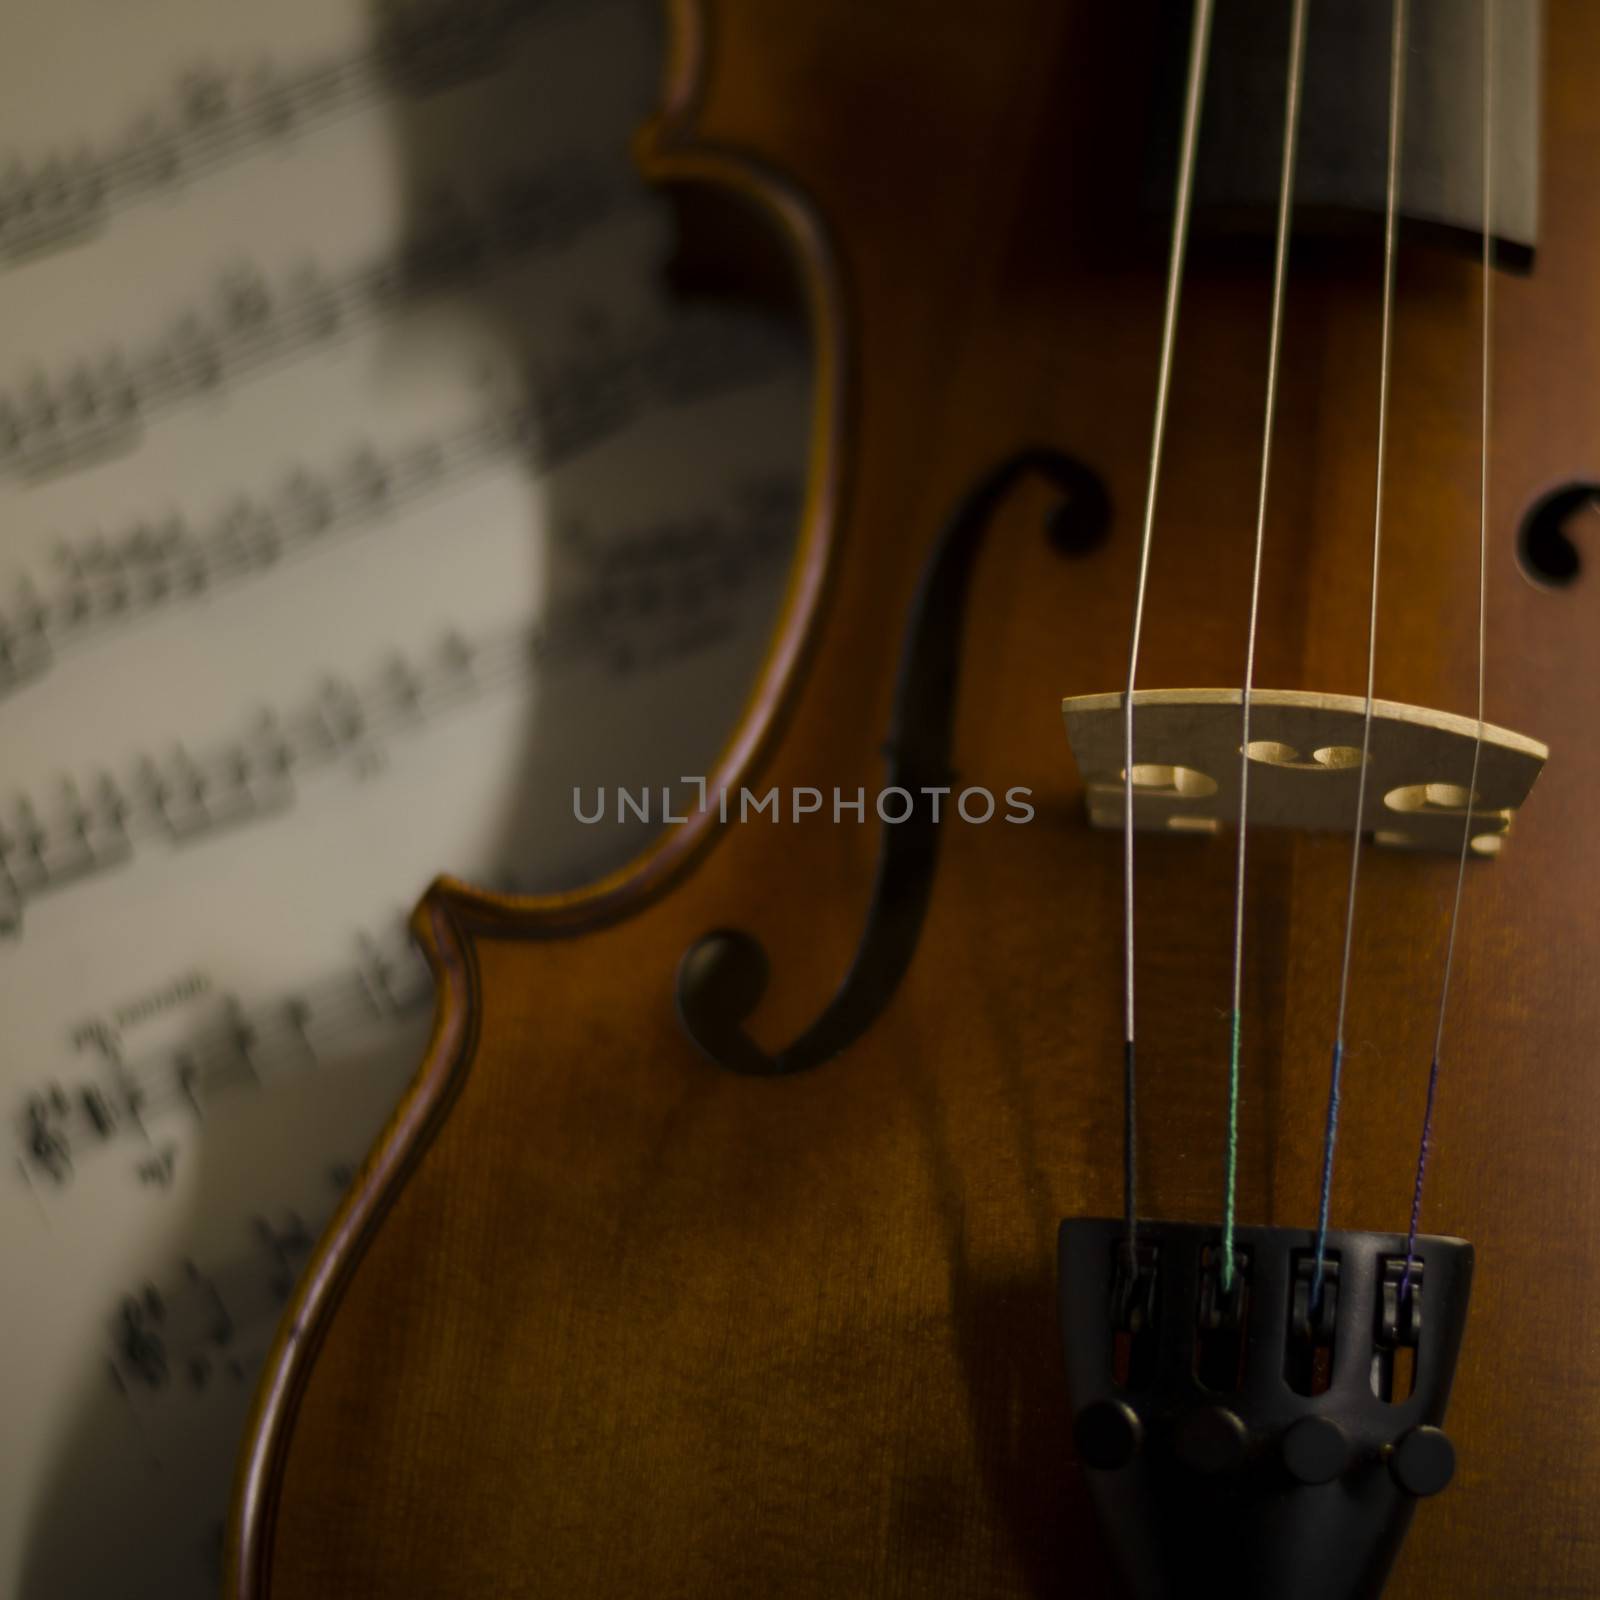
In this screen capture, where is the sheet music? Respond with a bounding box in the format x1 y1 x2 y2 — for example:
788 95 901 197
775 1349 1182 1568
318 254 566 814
0 1 808 1593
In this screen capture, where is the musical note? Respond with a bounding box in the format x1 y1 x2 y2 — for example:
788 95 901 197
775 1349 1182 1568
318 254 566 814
0 307 794 703
112 1288 170 1390
0 0 812 1591
135 1146 178 1188
15 926 431 1181
0 0 586 270
0 477 797 935
0 158 636 482
22 1090 73 1182
108 1198 346 1396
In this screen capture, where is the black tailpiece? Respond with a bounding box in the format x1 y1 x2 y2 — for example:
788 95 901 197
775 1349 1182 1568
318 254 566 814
1058 1218 1472 1599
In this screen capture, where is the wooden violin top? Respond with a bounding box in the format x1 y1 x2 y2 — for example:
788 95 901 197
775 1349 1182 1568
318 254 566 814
230 3 1600 1595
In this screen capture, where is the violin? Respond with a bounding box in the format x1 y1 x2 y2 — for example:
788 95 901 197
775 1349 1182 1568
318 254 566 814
227 1 1599 1594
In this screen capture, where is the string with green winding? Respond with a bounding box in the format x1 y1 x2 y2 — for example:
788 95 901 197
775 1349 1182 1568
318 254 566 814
1220 0 1308 1292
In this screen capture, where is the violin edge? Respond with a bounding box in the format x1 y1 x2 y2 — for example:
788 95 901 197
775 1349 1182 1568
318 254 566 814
225 889 474 1600
222 3 851 1591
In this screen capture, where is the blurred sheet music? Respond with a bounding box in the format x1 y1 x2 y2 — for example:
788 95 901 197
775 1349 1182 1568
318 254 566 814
0 0 807 1593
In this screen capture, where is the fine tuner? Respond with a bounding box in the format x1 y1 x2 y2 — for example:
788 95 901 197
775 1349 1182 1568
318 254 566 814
1057 1 1533 1591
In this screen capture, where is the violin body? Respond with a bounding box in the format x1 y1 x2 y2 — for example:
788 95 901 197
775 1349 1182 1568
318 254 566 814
229 2 1600 1595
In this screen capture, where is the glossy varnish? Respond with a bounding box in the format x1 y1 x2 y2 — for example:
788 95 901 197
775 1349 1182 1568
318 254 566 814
230 3 1600 1594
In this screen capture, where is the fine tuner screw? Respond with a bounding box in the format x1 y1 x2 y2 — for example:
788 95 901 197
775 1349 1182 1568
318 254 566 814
1385 1425 1456 1497
1072 1405 1454 1497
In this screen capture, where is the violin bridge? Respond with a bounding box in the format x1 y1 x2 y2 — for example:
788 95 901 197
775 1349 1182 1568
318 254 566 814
1061 688 1548 854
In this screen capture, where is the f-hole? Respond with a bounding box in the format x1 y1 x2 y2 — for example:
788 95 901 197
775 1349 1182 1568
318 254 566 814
1517 480 1597 588
676 447 1110 1076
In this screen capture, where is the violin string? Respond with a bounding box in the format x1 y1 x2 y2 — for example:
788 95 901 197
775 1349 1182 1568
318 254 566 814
1400 0 1496 1302
1121 0 1215 1272
1312 0 1408 1310
1221 0 1309 1295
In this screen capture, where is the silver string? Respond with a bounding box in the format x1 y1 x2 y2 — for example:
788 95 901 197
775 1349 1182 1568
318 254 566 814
1434 0 1495 1095
1222 0 1309 1291
1313 0 1408 1305
1402 0 1496 1291
1121 0 1215 1267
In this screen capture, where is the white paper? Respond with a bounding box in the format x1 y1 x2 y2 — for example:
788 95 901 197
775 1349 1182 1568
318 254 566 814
0 2 807 1593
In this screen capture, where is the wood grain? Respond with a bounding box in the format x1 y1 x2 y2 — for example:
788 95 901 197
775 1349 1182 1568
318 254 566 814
230 2 1600 1595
